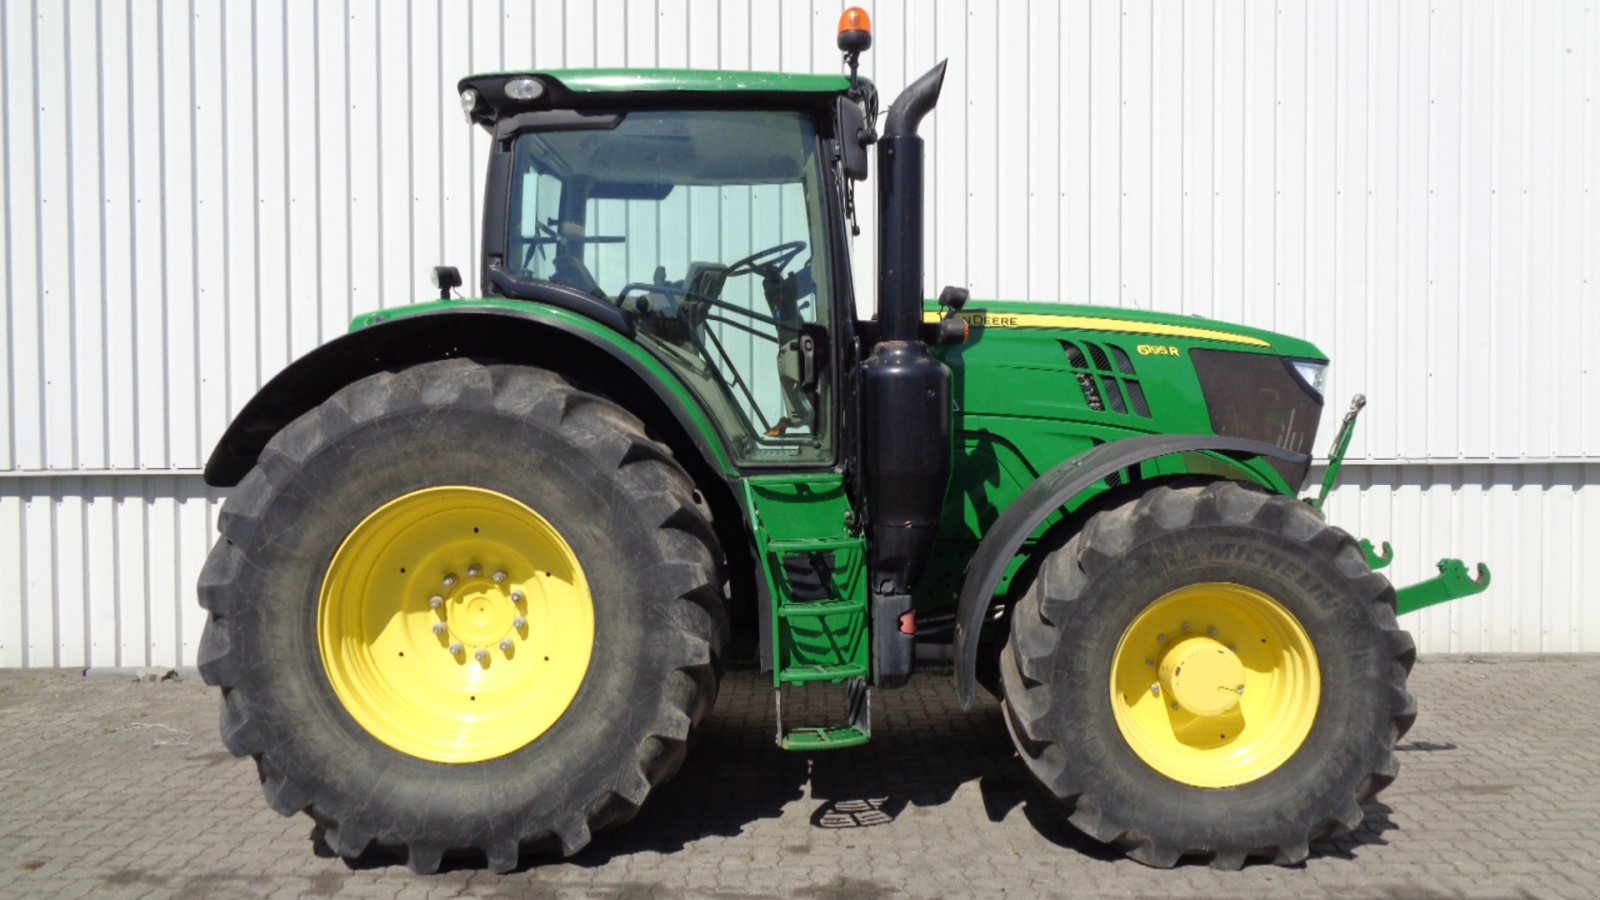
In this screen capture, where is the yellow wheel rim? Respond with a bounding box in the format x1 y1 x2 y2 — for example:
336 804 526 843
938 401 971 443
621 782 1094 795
1109 583 1320 788
318 486 595 764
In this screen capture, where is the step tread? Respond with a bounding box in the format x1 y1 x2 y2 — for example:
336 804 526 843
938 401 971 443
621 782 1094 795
776 598 868 618
767 537 863 554
780 725 870 751
776 663 869 684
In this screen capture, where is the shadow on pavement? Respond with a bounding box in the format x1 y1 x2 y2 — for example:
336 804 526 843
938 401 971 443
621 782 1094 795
314 670 1400 873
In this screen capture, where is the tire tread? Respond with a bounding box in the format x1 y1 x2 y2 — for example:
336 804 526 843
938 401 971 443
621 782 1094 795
197 358 725 870
999 481 1415 868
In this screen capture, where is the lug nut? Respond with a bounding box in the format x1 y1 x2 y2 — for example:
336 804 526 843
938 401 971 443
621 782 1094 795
1150 684 1161 697
1156 633 1168 645
432 622 447 637
475 648 490 664
1181 622 1192 633
429 595 444 610
499 638 514 652
467 564 482 577
492 570 507 584
513 615 527 630
1171 702 1181 711
1207 626 1218 637
442 574 457 589
448 641 463 656
1144 658 1155 668
511 591 525 604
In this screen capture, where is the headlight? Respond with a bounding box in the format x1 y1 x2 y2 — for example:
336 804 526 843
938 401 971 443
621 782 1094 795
1289 360 1328 399
459 88 478 122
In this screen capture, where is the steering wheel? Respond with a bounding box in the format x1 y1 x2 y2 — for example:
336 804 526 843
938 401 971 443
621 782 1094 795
726 240 807 279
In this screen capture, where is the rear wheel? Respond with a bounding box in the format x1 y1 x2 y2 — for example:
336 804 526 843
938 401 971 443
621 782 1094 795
198 359 726 872
1000 481 1415 868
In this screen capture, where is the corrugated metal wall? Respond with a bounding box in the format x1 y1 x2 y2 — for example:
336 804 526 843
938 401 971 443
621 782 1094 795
2 0 1596 667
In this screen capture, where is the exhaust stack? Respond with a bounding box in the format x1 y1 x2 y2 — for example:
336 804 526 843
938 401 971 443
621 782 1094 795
875 60 948 341
860 61 951 688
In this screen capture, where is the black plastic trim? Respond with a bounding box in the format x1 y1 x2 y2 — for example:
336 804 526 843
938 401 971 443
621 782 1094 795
493 109 623 142
951 434 1310 709
482 267 635 336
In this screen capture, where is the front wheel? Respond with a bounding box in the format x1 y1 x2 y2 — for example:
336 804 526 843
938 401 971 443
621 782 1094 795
197 359 726 872
999 481 1415 868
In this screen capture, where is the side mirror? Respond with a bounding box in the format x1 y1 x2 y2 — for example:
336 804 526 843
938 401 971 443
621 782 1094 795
432 265 463 300
835 96 871 181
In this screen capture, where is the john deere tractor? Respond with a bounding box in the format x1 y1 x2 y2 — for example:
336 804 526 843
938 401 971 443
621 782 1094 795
198 9 1489 873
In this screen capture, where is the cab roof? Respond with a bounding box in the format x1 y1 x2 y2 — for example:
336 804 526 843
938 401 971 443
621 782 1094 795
458 68 855 128
481 68 851 94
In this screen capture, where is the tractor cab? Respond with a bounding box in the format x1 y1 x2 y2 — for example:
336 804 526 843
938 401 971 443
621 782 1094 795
460 71 870 466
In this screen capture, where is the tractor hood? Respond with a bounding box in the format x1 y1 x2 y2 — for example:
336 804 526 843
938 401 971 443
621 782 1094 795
925 299 1328 489
922 299 1324 361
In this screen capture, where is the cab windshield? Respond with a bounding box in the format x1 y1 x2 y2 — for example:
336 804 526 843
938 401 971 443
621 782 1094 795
507 110 834 466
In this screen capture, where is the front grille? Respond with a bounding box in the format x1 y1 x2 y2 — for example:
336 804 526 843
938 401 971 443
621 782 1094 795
1062 340 1153 419
1190 349 1323 488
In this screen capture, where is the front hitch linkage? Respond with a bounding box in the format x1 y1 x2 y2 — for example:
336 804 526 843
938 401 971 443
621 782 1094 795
1310 394 1493 616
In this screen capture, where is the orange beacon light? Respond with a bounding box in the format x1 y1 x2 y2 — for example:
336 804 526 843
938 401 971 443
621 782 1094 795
838 7 872 53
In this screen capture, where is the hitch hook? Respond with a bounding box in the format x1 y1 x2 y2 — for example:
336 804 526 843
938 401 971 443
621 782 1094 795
1359 539 1394 571
1395 559 1492 616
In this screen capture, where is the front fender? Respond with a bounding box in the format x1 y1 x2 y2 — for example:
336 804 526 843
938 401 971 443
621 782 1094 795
952 434 1309 709
204 304 732 486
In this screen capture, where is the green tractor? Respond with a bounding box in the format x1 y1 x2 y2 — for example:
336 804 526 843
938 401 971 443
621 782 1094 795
198 10 1489 873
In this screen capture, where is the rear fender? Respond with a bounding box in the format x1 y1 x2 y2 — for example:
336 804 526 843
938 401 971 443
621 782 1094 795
952 434 1309 708
204 305 733 486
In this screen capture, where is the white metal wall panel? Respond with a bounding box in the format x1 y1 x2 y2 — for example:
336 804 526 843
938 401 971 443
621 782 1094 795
1 0 1597 667
0 476 221 668
1321 464 1600 655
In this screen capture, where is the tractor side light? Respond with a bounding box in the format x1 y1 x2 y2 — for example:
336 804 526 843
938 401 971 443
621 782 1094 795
504 77 545 101
1290 360 1328 399
459 88 478 122
837 7 872 53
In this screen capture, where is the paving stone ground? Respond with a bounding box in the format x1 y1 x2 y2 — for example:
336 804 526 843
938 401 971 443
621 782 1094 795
1 656 1597 899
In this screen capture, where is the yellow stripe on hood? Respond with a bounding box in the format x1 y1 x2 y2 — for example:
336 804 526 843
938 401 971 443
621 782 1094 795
922 310 1271 348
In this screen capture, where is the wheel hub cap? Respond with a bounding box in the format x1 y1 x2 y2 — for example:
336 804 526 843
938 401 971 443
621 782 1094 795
1158 637 1246 717
443 576 523 654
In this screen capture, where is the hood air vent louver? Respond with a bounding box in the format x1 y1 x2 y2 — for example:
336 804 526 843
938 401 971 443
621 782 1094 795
1062 340 1153 419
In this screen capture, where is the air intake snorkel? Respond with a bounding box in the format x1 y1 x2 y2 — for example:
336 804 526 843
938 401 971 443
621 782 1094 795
860 60 952 688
